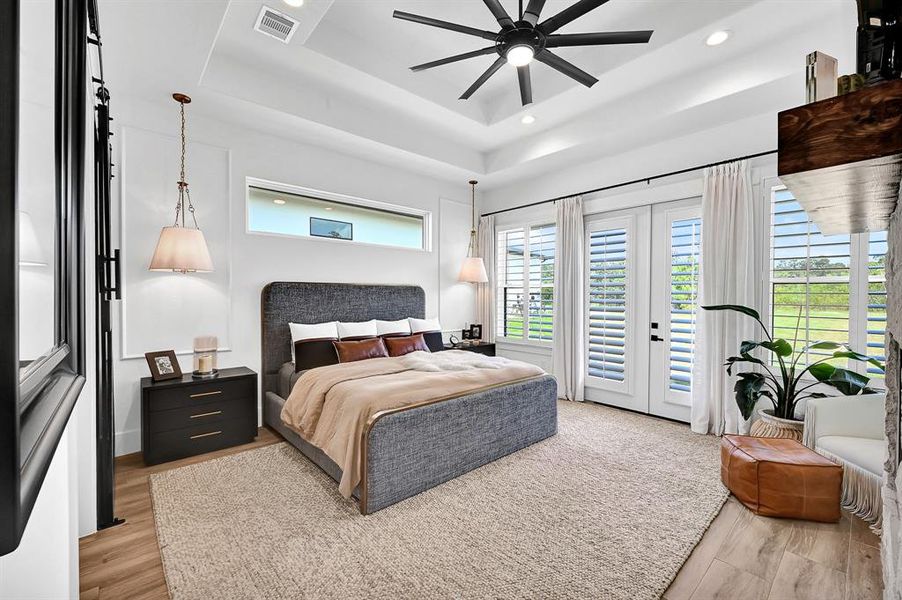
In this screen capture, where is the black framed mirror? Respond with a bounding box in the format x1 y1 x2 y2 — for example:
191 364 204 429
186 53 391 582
0 0 87 556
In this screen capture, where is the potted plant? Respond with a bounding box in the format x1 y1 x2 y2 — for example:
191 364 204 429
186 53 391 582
701 304 884 440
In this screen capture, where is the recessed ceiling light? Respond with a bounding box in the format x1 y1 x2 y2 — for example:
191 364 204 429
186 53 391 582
283 0 304 7
705 30 730 46
521 114 536 125
324 207 334 211
273 199 286 205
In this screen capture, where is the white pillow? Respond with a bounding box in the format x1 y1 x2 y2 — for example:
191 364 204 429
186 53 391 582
337 320 378 340
376 319 411 337
409 317 442 334
289 321 338 362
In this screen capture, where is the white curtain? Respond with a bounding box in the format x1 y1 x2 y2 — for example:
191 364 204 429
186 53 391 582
552 196 585 402
476 215 496 343
691 161 767 435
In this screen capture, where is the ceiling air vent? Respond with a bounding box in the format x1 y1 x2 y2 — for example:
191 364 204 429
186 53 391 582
254 6 299 44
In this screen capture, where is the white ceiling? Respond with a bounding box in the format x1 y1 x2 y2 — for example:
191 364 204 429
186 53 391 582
98 0 856 189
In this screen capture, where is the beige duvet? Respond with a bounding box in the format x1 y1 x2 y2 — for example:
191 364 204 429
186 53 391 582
280 350 545 498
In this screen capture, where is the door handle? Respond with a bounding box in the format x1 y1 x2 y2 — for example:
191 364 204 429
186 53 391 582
650 334 664 342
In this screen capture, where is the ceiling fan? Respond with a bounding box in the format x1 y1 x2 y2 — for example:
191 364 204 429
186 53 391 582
393 0 653 106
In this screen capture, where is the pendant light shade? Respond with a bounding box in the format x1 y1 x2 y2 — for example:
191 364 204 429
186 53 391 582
458 256 488 283
458 179 488 283
150 93 214 274
149 226 214 272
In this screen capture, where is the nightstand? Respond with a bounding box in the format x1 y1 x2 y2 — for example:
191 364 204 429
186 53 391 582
141 366 258 466
442 342 496 357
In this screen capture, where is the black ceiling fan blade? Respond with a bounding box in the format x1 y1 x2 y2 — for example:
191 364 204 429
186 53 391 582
545 30 654 47
538 0 612 34
460 56 507 99
523 0 547 26
536 50 598 87
482 0 515 29
411 47 499 72
517 65 533 105
393 11 498 41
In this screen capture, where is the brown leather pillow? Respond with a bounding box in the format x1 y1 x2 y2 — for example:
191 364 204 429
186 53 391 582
384 333 430 357
333 338 389 363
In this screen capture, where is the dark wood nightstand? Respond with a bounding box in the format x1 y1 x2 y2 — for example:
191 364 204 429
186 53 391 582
141 366 258 466
442 342 496 357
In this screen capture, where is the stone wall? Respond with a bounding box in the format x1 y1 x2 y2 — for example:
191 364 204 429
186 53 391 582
883 200 902 598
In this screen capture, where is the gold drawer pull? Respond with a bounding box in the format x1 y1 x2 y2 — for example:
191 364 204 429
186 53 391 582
190 410 222 419
190 430 222 440
189 390 222 399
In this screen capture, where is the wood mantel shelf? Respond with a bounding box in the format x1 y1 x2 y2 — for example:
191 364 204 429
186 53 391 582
778 78 902 235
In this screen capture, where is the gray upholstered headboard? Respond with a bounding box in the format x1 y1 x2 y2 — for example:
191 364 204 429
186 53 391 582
260 282 426 394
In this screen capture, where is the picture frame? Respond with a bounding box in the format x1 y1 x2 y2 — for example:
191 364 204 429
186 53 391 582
469 324 483 341
144 350 183 382
310 217 353 241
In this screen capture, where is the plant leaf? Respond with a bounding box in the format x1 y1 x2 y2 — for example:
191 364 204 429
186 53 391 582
831 350 885 372
808 362 836 382
805 341 842 351
811 363 870 395
733 372 767 421
827 368 870 396
764 339 793 357
739 339 793 357
702 304 761 321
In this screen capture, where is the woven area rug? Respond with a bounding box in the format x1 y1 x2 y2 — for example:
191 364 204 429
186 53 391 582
150 401 728 600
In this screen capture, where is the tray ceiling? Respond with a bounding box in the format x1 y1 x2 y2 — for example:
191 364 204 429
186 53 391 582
98 0 856 187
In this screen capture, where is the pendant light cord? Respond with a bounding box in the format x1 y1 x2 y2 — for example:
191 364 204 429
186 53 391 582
173 98 200 229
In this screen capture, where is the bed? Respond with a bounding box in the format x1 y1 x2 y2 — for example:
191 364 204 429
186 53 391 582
261 282 558 514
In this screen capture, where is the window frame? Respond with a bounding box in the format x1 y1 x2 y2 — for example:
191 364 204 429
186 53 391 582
766 183 886 385
245 177 433 253
0 0 87 556
495 220 556 347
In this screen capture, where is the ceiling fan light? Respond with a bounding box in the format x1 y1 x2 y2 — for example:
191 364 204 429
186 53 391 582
506 45 534 67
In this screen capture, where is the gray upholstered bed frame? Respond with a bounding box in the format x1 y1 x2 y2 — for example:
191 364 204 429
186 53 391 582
261 282 558 514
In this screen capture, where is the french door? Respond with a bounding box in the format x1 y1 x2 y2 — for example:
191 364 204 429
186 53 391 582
584 198 701 422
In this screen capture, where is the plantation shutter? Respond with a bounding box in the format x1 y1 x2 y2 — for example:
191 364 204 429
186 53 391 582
587 227 628 382
496 228 525 339
528 224 555 341
495 224 555 341
669 217 701 392
867 231 888 377
770 189 851 366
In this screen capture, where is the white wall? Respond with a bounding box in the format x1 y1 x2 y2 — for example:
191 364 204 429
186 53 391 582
111 93 477 454
0 427 80 600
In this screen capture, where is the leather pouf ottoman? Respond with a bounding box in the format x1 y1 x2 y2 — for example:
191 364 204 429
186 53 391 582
721 435 842 522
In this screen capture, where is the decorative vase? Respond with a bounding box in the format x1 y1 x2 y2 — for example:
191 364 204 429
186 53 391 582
749 409 804 442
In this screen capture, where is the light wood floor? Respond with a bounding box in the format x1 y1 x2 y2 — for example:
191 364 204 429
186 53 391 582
664 497 883 600
79 428 883 600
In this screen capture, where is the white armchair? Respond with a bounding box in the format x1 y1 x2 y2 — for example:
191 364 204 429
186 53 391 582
803 393 887 530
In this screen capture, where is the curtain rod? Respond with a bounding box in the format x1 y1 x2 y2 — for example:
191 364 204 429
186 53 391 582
480 148 778 217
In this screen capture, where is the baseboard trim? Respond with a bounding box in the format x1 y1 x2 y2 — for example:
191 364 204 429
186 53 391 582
115 428 141 457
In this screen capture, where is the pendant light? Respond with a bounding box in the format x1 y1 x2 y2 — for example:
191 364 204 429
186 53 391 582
149 93 214 273
458 179 488 283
